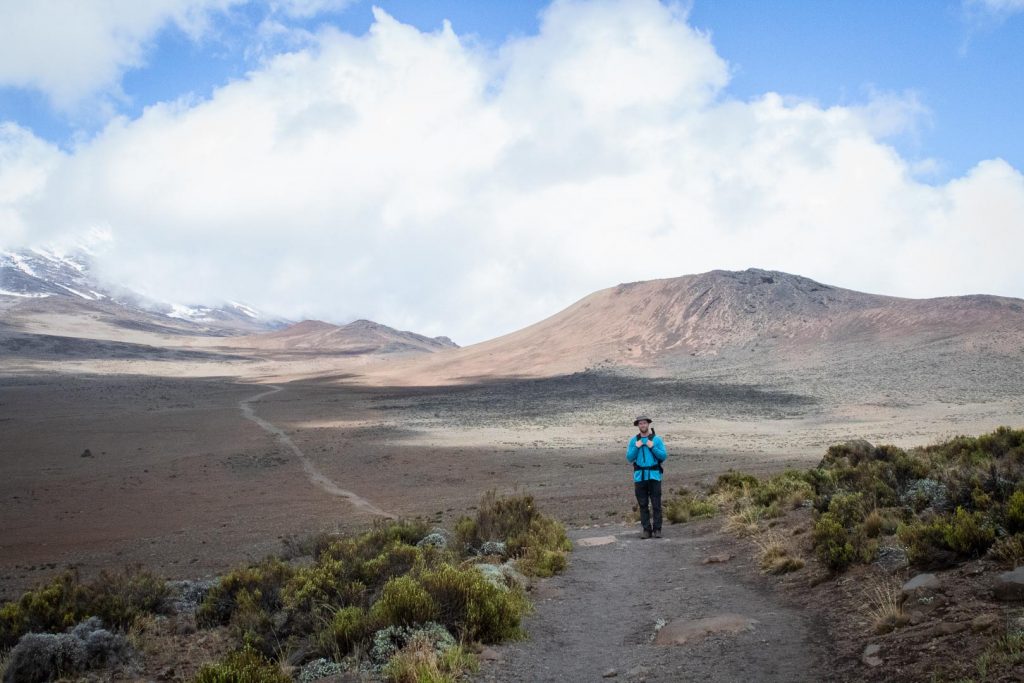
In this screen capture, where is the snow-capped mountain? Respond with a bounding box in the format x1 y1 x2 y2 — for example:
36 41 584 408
0 246 282 334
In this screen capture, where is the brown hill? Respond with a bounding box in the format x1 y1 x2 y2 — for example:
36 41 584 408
237 319 458 355
373 268 1024 383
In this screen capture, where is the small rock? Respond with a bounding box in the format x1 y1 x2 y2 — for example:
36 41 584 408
478 647 502 662
702 554 733 564
81 449 92 458
902 573 940 595
971 613 1001 631
993 566 1024 601
626 665 651 681
602 669 618 678
862 643 882 667
655 614 757 645
577 535 617 547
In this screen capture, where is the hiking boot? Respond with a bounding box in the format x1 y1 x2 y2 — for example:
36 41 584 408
653 530 662 539
641 529 652 539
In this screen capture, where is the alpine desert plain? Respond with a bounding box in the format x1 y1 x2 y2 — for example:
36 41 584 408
2 267 1023 604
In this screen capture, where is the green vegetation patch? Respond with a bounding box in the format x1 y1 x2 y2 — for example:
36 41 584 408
0 566 169 649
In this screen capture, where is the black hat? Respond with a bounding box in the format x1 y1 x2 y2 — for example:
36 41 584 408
633 416 652 426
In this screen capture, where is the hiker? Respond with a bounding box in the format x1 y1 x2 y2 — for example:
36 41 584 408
627 416 667 539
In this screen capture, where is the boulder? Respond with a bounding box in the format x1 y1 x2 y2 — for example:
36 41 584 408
993 567 1024 601
902 573 940 596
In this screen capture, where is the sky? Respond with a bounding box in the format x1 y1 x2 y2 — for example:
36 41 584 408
1 0 1023 345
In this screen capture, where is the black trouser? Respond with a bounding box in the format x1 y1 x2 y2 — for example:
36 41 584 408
634 479 662 532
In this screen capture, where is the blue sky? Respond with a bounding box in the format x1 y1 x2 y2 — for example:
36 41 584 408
1 0 1023 343
3 1 1021 179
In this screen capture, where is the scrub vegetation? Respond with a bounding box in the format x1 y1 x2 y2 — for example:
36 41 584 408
0 491 571 682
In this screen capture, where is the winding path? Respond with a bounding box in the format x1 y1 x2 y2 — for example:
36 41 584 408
239 385 394 518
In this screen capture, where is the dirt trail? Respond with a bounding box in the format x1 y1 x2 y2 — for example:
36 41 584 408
478 520 831 682
239 385 395 518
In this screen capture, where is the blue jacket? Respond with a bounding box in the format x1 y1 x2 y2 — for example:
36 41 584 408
626 433 667 482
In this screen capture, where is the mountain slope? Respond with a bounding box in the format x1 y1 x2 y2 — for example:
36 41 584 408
0 247 278 335
378 268 1024 382
236 319 458 355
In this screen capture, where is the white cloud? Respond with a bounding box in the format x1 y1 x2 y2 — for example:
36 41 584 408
269 0 356 19
967 0 1024 14
0 0 244 109
3 0 1024 344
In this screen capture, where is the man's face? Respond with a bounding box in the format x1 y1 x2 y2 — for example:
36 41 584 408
637 420 650 434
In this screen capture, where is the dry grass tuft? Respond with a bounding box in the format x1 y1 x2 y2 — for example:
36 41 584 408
863 574 907 634
753 531 805 574
725 504 763 537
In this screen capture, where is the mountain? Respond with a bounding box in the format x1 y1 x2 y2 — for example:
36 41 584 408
0 246 282 336
236 319 458 355
378 268 1024 383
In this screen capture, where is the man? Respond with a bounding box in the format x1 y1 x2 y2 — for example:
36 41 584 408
626 416 667 539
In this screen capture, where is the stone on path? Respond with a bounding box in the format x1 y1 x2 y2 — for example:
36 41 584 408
993 566 1024 601
577 535 618 547
654 614 757 646
602 668 618 678
702 553 733 564
971 613 1001 631
862 643 882 667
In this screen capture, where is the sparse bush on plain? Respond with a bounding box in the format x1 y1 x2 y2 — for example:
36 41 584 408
664 491 717 524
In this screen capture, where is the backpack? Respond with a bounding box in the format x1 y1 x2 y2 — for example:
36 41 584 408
632 428 663 478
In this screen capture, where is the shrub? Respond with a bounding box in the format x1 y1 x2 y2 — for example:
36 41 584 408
283 557 367 617
317 605 368 657
751 471 814 510
507 516 572 577
382 639 478 683
2 618 129 683
664 493 717 524
369 622 455 669
1006 490 1024 533
2 632 86 683
827 492 868 528
989 534 1024 567
416 563 529 643
862 509 883 538
196 558 293 628
0 571 86 649
87 566 168 630
712 470 760 494
194 646 291 683
813 513 856 571
942 507 995 555
370 576 438 628
0 567 168 649
898 508 995 566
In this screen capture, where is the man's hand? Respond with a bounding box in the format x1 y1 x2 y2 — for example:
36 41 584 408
636 439 643 448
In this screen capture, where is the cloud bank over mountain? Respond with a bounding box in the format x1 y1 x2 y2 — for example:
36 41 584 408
2 0 1023 344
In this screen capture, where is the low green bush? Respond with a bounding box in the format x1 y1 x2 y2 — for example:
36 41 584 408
416 563 529 643
0 566 169 649
194 646 291 683
812 513 856 571
196 558 294 628
898 507 996 566
1006 490 1024 533
317 605 368 657
664 493 717 524
370 576 438 628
